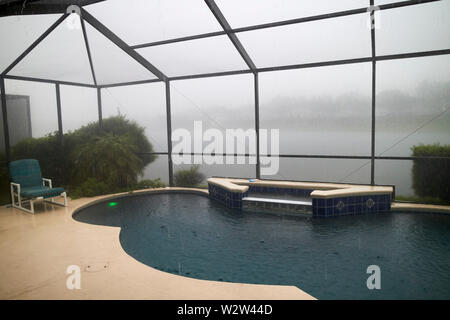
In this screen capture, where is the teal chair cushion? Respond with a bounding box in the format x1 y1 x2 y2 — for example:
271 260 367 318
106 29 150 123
9 159 43 188
20 186 65 199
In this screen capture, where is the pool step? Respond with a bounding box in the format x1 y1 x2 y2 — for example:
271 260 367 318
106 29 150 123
242 196 312 215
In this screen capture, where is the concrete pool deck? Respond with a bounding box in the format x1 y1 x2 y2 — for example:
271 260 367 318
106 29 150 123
0 188 315 300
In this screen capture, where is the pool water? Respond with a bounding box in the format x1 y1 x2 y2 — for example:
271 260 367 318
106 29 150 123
73 193 450 299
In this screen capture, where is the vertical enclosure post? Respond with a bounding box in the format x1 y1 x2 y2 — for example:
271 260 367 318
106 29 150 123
97 87 103 129
165 80 174 186
55 83 66 185
55 83 63 146
254 73 261 179
370 0 377 186
0 77 11 163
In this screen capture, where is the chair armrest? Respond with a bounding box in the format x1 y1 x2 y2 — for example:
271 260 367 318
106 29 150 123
42 178 52 188
10 182 20 194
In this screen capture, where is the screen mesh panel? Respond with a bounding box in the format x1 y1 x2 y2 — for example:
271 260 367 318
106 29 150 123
137 35 249 77
8 15 94 84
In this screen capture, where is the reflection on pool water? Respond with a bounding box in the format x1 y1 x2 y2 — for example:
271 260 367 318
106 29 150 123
73 193 450 299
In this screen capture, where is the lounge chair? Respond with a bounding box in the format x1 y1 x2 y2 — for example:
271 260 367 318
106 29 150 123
9 159 67 214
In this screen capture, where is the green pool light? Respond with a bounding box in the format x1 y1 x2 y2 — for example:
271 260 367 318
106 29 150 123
108 202 118 207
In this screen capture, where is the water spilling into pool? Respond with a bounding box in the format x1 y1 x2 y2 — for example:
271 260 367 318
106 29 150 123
73 193 450 299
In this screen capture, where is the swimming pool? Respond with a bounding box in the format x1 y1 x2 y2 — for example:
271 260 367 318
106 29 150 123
73 192 450 299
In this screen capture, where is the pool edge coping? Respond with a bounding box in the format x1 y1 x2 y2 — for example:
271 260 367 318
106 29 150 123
391 202 450 214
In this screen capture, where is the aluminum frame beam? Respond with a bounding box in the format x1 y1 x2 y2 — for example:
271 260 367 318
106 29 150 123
3 75 97 88
98 78 161 89
254 73 261 179
55 83 63 146
80 17 98 86
165 81 174 186
0 78 11 162
80 8 168 82
370 0 377 185
204 0 257 72
97 87 103 128
136 152 450 161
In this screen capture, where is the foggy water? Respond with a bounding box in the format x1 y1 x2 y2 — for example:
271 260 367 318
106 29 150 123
143 129 450 197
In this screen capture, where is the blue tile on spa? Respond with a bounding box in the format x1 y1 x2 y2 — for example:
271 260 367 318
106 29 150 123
333 197 345 206
325 199 331 208
318 207 326 216
348 196 357 204
346 204 355 214
332 198 339 206
312 206 319 215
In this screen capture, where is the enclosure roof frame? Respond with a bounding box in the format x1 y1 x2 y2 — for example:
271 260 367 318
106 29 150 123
0 0 446 88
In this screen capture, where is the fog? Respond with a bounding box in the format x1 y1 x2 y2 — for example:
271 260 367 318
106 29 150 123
1 0 449 196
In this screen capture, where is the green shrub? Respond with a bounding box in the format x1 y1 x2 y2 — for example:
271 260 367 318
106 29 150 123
70 115 156 166
11 115 157 198
69 178 110 199
135 178 166 189
412 143 450 202
174 165 205 187
70 133 143 188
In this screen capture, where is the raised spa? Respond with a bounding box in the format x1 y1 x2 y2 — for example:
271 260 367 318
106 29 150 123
207 178 393 217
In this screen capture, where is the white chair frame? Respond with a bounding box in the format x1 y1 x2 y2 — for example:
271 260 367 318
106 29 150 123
10 178 67 214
